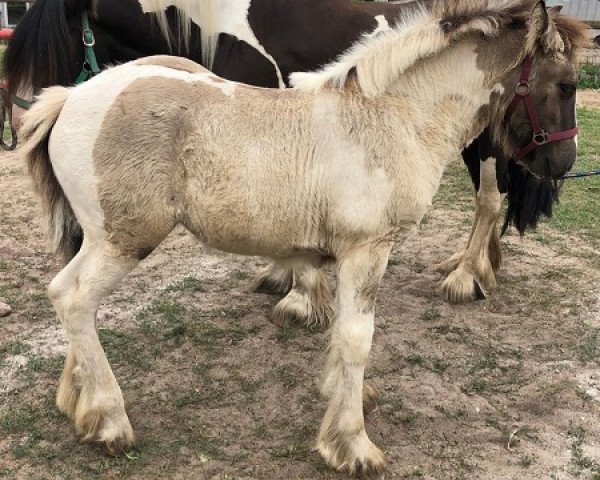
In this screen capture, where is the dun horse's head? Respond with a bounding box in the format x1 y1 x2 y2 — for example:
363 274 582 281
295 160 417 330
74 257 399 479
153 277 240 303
488 2 589 179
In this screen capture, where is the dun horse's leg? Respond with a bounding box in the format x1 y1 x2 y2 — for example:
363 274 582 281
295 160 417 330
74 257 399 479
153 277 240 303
435 196 479 275
318 243 391 478
270 263 333 327
442 158 505 303
253 261 293 294
50 240 138 453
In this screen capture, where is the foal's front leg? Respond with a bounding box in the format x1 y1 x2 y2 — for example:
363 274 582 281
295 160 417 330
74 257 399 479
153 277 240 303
441 157 505 303
318 244 391 478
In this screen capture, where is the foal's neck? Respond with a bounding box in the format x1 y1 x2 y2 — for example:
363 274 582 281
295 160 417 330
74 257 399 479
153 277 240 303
385 42 506 158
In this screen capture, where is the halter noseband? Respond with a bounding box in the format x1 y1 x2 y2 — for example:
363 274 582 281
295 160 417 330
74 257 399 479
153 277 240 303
503 55 578 163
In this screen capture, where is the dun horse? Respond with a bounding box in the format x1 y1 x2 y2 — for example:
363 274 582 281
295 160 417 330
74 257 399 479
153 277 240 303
21 1 583 476
4 0 586 308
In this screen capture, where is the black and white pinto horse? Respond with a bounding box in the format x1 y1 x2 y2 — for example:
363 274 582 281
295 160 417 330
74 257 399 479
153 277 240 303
3 0 579 309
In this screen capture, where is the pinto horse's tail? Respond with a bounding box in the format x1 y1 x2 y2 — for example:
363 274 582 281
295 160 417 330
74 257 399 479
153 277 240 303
20 87 81 263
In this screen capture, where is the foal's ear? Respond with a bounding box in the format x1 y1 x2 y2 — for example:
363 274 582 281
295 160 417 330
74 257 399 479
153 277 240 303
529 1 549 41
527 1 565 53
548 5 564 14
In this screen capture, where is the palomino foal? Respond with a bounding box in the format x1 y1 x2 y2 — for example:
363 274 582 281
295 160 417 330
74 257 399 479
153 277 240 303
21 1 579 477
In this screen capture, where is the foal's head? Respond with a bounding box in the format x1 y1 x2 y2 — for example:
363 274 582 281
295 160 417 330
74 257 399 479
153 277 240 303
486 3 589 179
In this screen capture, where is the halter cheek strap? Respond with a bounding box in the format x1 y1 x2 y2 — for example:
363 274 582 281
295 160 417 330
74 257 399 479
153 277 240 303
503 55 579 163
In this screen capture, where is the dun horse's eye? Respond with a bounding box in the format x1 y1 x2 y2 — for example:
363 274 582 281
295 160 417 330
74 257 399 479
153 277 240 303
559 83 576 97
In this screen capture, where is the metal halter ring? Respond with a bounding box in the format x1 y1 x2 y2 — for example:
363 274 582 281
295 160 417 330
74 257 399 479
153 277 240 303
515 82 530 96
533 131 549 145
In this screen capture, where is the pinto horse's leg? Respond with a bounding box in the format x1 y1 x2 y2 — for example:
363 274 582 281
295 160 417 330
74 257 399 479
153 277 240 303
442 156 506 303
318 243 391 478
50 239 138 454
270 263 333 327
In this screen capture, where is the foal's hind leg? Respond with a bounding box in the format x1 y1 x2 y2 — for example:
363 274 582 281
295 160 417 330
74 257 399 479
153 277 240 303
253 261 293 294
50 240 138 453
318 244 391 478
442 158 505 303
270 263 333 327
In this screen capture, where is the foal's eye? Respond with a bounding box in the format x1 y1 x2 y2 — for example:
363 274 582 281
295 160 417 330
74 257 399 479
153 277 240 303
558 83 576 97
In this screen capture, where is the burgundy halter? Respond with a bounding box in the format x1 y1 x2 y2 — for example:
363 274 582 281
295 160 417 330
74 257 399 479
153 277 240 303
503 55 579 163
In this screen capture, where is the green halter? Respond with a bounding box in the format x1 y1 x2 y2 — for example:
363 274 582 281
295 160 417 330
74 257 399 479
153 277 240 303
75 11 101 84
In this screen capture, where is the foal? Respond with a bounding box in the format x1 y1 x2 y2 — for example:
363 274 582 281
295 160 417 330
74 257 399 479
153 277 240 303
21 1 580 476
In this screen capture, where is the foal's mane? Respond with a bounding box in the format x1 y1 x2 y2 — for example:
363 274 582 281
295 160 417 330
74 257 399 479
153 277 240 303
290 0 535 97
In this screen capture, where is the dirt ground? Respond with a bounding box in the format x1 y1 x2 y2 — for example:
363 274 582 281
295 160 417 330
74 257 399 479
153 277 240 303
0 95 599 480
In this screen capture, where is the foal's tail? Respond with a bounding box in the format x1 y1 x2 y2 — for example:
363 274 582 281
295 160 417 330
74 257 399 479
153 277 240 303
20 86 82 263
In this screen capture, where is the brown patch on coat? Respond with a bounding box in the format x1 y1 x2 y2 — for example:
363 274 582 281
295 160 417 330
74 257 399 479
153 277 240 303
92 75 229 259
133 55 208 74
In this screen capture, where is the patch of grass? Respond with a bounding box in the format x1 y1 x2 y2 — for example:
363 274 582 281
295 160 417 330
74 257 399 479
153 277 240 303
164 275 206 293
568 425 600 477
575 328 600 364
173 386 227 409
99 328 155 370
406 354 425 366
0 340 30 360
578 65 600 89
420 306 441 322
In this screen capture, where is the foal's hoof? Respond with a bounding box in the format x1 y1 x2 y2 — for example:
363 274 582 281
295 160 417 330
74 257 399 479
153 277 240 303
318 432 386 479
253 264 293 294
76 405 136 455
363 383 379 415
270 289 332 327
442 268 486 303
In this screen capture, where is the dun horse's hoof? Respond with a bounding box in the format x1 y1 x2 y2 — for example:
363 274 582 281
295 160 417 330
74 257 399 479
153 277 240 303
442 267 487 303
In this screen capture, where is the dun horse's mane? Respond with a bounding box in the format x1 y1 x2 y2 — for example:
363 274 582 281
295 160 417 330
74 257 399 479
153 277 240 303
549 10 590 57
290 0 535 97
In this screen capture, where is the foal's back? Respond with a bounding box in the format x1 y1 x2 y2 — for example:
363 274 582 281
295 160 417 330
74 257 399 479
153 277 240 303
48 58 387 259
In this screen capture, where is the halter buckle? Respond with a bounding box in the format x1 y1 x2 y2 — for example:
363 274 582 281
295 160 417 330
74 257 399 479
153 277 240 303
82 28 95 47
533 131 549 145
515 81 530 96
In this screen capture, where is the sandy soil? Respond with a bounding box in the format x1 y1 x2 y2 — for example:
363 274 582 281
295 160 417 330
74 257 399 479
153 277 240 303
0 95 599 480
